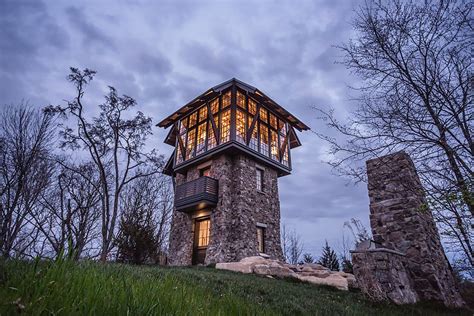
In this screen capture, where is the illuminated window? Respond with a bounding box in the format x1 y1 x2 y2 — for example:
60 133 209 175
282 145 289 166
186 128 196 160
189 111 197 127
222 91 231 108
248 117 258 151
256 168 263 191
259 124 269 156
270 130 278 161
196 122 207 155
210 98 219 114
257 227 265 253
259 107 268 123
176 143 183 164
179 117 188 135
278 119 287 136
269 113 277 129
220 109 230 143
236 109 246 144
196 219 210 247
207 121 217 150
249 99 257 115
199 106 207 122
237 91 246 109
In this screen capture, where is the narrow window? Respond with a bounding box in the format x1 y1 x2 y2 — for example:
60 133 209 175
196 122 207 155
186 128 196 160
222 91 231 108
210 98 219 114
270 130 279 161
236 109 246 144
259 124 269 157
220 109 231 143
198 106 207 123
200 167 211 177
189 111 197 127
256 168 263 191
248 99 257 115
248 116 258 151
236 91 246 109
257 227 265 253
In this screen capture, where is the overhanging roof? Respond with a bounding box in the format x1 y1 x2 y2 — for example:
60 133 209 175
157 78 310 132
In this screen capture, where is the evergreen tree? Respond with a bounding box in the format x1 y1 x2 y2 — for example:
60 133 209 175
300 253 315 264
341 258 353 274
318 241 340 271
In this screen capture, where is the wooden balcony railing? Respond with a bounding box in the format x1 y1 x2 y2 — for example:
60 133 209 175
175 176 218 212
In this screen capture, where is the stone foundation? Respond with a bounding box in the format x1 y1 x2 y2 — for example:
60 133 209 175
351 244 418 304
352 151 464 308
168 153 283 265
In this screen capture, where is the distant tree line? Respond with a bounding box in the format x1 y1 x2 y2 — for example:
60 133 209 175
0 68 173 263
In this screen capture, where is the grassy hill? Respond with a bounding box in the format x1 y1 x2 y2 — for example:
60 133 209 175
0 260 467 315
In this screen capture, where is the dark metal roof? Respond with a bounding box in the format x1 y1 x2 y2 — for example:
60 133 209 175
157 78 310 132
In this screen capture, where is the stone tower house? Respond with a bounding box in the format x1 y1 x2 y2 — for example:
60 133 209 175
157 79 308 265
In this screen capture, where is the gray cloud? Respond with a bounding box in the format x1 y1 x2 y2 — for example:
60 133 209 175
0 0 370 258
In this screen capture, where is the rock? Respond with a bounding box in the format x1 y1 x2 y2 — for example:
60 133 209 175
253 262 298 278
304 263 329 271
215 262 253 274
298 274 348 291
240 256 268 265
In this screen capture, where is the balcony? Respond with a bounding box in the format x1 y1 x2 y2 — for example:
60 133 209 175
175 176 218 212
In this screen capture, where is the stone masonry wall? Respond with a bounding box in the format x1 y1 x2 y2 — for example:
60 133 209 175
168 152 283 266
365 151 464 308
351 248 418 304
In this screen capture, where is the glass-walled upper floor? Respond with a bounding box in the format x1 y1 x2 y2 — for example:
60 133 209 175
175 88 291 168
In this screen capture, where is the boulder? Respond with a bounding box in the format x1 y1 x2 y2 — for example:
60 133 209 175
299 270 330 278
298 274 349 291
253 263 297 278
239 256 268 265
215 262 253 274
304 263 329 271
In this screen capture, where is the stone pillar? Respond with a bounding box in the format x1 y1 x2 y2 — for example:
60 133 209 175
366 151 464 308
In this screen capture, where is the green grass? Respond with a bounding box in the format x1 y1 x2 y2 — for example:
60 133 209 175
0 259 467 315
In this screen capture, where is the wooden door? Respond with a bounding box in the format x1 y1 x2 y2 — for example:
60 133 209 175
192 217 210 265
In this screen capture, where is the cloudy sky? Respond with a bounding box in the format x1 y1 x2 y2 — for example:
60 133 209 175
1 0 369 257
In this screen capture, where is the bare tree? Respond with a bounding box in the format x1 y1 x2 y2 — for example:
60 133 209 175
315 0 473 272
0 104 55 258
46 68 164 261
32 162 101 260
281 224 304 264
116 170 173 264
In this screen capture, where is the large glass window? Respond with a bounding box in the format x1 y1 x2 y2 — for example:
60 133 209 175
189 111 197 128
222 91 231 108
186 128 196 160
236 109 246 144
174 89 291 169
260 124 269 157
270 130 278 161
210 98 219 114
237 91 246 109
220 109 231 143
199 106 207 122
207 118 217 150
249 99 257 115
248 116 258 151
196 122 207 155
